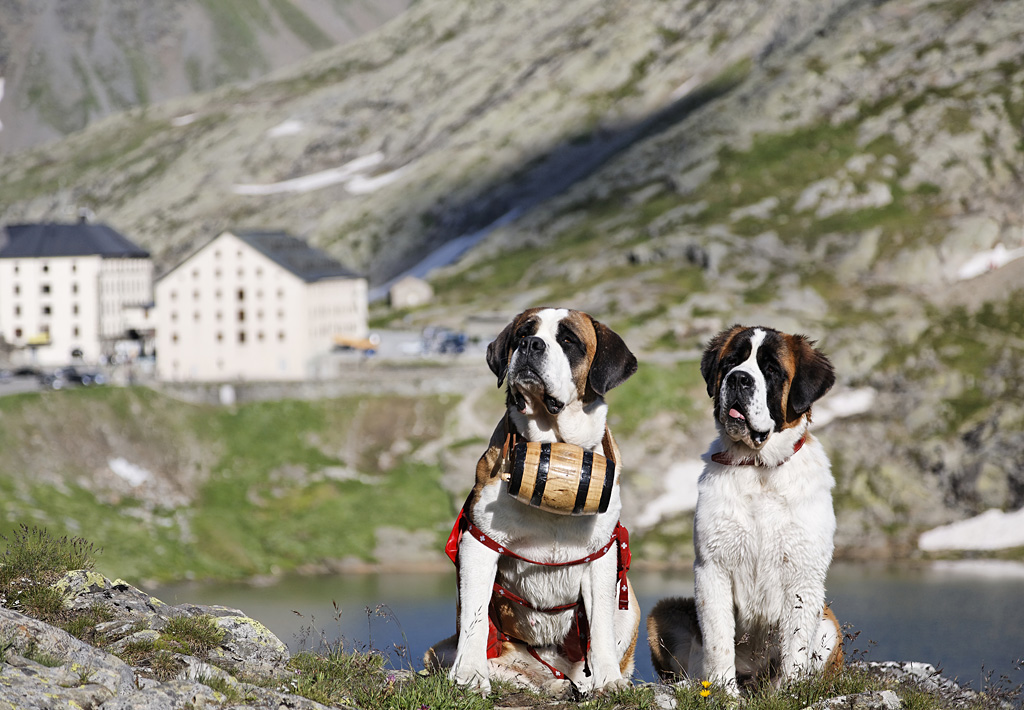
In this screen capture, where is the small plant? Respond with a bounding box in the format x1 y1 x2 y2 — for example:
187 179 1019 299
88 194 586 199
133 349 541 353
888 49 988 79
162 614 225 657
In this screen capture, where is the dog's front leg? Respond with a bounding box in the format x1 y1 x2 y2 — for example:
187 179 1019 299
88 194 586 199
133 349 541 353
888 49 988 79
780 586 827 680
450 536 501 695
693 560 739 694
581 550 628 694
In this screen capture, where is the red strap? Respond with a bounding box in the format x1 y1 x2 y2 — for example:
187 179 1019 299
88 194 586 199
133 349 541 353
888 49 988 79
445 503 631 678
614 522 631 610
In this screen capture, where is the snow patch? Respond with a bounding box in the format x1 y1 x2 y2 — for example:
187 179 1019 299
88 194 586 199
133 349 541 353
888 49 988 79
345 166 409 195
918 507 1024 551
929 559 1024 579
232 152 395 196
814 387 876 427
636 459 703 528
266 119 304 138
108 458 152 487
955 243 1024 281
171 113 198 127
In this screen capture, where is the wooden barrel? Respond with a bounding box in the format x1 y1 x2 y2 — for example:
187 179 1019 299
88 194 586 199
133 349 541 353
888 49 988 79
501 441 616 516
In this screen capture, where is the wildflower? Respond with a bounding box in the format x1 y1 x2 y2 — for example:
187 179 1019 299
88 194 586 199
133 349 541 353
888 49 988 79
700 680 712 698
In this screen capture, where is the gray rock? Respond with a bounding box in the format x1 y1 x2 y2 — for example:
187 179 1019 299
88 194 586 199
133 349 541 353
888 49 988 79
0 607 136 696
0 653 116 709
97 679 223 710
803 690 901 710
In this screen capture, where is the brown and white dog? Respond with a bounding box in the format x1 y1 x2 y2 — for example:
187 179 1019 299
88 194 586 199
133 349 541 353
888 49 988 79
424 307 640 696
648 325 842 693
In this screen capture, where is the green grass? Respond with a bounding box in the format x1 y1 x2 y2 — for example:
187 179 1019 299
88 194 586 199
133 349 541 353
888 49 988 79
0 388 457 582
287 649 493 710
608 359 705 437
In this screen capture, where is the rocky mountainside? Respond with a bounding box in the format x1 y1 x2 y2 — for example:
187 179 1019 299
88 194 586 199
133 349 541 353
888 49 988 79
0 0 408 154
1 0 1023 561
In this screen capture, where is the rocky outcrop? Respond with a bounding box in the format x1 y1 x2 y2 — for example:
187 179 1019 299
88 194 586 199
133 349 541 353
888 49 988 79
0 570 332 710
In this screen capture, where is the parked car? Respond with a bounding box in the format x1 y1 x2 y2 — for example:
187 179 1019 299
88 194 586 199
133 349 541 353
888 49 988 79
38 367 106 390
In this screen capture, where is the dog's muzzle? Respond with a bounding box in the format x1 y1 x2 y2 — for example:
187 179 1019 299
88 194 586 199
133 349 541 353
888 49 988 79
509 337 564 415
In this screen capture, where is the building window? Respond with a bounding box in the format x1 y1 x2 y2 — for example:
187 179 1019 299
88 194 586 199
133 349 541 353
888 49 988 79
258 331 265 342
216 289 222 300
42 305 52 316
41 284 51 294
170 290 178 301
192 269 199 279
72 283 78 294
215 269 221 278
238 310 245 322
171 311 178 322
14 306 20 316
73 326 80 337
238 331 246 344
13 265 18 274
172 333 179 343
194 312 200 322
216 311 223 321
42 264 49 273
13 285 19 295
72 263 77 273
14 328 22 338
238 289 245 301
217 332 223 343
278 331 285 342
72 305 79 315
193 290 200 300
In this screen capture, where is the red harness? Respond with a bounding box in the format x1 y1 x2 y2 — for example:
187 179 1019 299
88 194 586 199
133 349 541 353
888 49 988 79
445 502 631 679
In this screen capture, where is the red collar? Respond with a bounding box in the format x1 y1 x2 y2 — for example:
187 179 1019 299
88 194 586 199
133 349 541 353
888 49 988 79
711 432 808 467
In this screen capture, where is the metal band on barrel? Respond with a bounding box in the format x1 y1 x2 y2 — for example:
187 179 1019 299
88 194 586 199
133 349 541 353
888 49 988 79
598 459 615 514
530 444 551 507
573 450 594 515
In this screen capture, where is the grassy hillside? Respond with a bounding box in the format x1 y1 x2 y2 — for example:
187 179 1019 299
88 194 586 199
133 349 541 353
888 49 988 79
0 387 455 582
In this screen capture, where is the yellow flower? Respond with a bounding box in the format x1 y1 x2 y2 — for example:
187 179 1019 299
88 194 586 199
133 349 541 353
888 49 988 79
700 680 712 697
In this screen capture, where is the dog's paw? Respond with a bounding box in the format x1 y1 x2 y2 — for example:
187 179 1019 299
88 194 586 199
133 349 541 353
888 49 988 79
540 678 579 700
592 676 632 695
449 666 491 696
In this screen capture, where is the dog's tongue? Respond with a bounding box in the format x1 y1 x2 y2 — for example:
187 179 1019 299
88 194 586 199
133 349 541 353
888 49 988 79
729 408 746 421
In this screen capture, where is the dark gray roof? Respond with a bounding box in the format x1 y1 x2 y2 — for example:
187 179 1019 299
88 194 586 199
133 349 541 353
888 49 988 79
0 222 149 259
233 230 361 282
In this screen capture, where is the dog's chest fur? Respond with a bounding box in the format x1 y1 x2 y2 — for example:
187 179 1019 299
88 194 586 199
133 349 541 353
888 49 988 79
694 437 835 630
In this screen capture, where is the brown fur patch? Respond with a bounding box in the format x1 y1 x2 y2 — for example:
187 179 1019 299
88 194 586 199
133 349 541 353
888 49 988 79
646 597 702 681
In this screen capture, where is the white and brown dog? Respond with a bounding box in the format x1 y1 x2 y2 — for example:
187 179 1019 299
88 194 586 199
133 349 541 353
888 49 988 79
425 307 640 697
648 325 842 693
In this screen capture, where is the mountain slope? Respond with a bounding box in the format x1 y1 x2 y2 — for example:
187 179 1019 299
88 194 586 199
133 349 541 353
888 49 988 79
0 0 408 154
1 0 1023 560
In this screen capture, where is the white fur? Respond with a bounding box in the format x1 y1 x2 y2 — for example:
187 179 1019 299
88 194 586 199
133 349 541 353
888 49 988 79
694 425 837 692
449 309 638 696
693 331 837 693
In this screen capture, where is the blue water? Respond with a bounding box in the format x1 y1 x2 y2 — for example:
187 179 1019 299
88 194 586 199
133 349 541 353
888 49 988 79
150 562 1024 691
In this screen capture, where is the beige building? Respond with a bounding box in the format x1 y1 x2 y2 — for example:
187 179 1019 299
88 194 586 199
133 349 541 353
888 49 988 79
0 222 153 366
155 230 367 382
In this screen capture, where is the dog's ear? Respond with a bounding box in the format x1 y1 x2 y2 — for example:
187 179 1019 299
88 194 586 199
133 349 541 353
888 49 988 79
787 335 835 417
588 319 637 396
701 325 744 398
486 318 519 387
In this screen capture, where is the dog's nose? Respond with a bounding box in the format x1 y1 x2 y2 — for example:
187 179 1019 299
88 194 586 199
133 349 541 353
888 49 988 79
729 370 754 390
522 336 546 354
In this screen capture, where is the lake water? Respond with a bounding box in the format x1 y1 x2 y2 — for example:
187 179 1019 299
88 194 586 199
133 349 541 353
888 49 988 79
150 561 1024 691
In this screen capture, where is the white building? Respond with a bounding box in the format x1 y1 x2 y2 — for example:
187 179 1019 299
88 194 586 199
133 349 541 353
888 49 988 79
0 222 153 366
155 229 368 382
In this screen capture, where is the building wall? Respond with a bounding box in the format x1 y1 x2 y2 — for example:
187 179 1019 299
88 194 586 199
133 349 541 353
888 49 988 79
0 255 105 366
99 258 153 339
155 233 300 381
155 232 369 382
